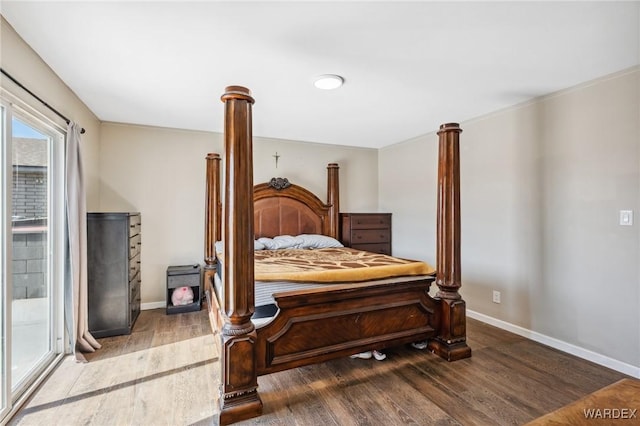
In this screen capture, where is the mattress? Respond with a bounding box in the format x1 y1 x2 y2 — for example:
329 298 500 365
254 247 434 283
213 247 435 324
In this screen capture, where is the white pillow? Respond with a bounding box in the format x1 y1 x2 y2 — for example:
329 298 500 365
296 234 344 249
257 235 304 250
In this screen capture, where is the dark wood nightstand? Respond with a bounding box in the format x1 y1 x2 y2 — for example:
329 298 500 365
340 213 392 255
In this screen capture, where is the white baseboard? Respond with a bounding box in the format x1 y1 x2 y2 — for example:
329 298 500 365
141 301 166 310
467 310 640 379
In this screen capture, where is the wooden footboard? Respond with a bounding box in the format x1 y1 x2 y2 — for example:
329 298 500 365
255 277 438 375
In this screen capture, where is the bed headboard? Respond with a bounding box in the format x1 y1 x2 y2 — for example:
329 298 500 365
254 180 326 238
204 159 340 261
254 164 339 239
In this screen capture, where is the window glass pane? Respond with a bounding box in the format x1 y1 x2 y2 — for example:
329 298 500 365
10 117 52 390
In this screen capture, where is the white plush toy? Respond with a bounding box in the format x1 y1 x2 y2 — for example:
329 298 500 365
171 286 194 306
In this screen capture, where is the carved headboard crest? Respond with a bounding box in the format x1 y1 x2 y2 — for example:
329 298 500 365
268 177 291 190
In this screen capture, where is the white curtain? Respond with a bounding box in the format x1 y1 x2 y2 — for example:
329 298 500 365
66 122 100 362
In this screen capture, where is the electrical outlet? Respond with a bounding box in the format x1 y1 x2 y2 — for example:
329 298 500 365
492 290 501 304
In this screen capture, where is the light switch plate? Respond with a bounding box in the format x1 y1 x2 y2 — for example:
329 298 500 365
619 210 633 226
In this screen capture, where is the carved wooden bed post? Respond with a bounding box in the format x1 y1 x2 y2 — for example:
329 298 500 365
428 123 472 361
218 86 262 423
204 152 221 267
203 152 221 324
327 163 340 239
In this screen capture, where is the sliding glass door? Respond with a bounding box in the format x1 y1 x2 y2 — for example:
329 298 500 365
1 100 65 422
1 102 7 422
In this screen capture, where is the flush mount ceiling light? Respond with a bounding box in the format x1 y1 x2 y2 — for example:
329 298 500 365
314 74 344 90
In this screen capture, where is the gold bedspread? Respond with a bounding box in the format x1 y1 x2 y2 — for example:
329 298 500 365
254 247 435 283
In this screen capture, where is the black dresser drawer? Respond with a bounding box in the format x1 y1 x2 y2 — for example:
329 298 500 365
129 233 141 259
129 213 141 237
128 254 140 281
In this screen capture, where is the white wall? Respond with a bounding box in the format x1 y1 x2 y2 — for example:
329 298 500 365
253 136 379 213
0 17 101 208
99 122 378 305
380 68 640 374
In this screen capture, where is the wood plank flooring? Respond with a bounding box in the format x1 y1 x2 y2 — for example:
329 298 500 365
8 307 630 426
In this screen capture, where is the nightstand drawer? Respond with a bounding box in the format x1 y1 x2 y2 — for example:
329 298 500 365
351 229 390 244
349 214 390 229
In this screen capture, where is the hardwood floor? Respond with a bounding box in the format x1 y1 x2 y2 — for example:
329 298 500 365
8 308 629 426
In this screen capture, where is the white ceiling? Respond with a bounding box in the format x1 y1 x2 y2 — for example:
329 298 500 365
2 1 639 148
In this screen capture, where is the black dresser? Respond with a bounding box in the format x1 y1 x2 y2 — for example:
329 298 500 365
87 212 141 337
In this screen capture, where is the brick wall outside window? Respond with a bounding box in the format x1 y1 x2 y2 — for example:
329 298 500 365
12 229 47 299
12 168 47 219
11 166 48 300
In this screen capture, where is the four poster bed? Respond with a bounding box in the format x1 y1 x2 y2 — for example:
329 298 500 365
203 86 471 425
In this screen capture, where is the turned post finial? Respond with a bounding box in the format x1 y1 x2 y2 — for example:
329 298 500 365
221 85 255 103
